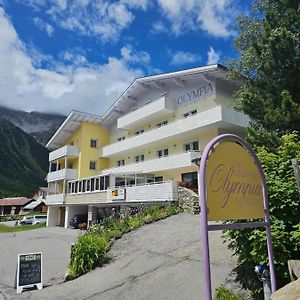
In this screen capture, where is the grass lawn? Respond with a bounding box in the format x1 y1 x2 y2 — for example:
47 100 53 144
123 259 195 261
0 223 46 233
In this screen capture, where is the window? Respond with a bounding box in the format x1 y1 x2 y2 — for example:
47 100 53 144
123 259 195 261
118 136 125 141
182 172 198 190
117 159 125 167
89 161 97 170
90 139 97 148
183 109 197 118
134 154 145 163
184 140 199 152
134 129 144 135
156 148 168 158
95 178 100 190
156 120 168 128
91 178 95 191
155 176 163 182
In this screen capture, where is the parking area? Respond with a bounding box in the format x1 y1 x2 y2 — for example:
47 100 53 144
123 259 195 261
0 226 78 294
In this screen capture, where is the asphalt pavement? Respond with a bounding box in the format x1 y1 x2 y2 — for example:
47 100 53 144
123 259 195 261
0 226 79 299
2 213 237 300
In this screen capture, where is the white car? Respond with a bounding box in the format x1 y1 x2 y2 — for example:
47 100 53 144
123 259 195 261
20 216 34 225
20 215 47 225
32 215 47 225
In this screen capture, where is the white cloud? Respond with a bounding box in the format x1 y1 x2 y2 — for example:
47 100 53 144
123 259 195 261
19 0 149 42
156 0 239 38
33 17 54 37
0 7 144 115
207 46 221 64
170 51 200 65
121 45 151 65
151 21 168 34
61 51 87 66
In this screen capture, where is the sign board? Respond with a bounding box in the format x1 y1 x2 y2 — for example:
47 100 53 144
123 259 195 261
206 141 265 220
17 252 42 293
199 134 276 300
111 188 126 200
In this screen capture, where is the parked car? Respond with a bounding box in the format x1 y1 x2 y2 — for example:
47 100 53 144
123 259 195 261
20 215 34 225
69 214 87 229
32 215 47 225
20 215 47 225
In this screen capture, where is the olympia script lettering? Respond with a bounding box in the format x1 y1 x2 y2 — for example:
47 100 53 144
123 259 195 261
209 164 262 208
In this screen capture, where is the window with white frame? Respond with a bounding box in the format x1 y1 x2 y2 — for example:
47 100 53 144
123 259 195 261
90 139 97 148
134 154 145 163
117 159 125 167
184 140 199 152
156 148 168 158
183 109 197 118
156 120 168 128
134 129 144 135
89 161 97 170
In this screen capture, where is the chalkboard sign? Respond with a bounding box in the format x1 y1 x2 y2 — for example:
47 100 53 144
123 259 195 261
16 252 43 293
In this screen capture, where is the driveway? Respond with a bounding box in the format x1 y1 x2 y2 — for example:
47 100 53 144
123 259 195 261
0 226 79 299
4 213 237 300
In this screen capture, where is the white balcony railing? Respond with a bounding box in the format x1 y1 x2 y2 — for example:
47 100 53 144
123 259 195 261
101 151 201 175
49 145 79 162
47 168 77 182
102 106 249 157
117 95 175 130
45 193 64 205
106 180 177 203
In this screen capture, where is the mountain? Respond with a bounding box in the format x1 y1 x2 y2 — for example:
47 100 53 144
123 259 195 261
0 119 49 197
0 106 65 145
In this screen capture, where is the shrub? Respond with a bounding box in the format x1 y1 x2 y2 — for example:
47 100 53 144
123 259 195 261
128 216 143 229
103 229 122 240
68 234 108 279
214 285 246 300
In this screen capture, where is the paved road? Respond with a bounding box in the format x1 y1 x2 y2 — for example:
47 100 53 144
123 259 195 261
3 213 237 300
0 226 78 299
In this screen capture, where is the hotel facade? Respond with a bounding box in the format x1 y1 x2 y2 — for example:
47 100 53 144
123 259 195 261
45 64 249 227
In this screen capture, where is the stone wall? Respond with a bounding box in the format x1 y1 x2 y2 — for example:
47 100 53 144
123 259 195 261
178 187 200 214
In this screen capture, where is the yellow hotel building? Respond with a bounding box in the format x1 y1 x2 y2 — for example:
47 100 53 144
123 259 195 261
45 64 249 227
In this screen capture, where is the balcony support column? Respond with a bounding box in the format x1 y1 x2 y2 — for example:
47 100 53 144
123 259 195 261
64 205 69 228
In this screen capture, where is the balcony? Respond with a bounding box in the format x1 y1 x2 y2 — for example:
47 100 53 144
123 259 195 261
102 106 249 157
49 145 79 162
117 95 175 130
101 151 201 175
45 193 64 205
47 168 77 182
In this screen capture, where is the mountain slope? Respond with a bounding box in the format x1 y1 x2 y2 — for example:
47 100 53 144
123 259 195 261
0 119 49 197
0 106 65 145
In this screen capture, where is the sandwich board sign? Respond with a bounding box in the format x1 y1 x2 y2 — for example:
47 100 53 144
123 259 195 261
16 252 43 293
198 134 276 300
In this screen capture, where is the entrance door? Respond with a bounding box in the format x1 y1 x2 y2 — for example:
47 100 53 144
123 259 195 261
181 172 198 193
60 207 66 227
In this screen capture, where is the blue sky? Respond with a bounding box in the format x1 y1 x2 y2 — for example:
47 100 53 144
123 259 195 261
0 0 252 116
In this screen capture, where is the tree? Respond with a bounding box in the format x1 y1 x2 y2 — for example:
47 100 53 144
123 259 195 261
224 1 300 298
228 0 300 133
